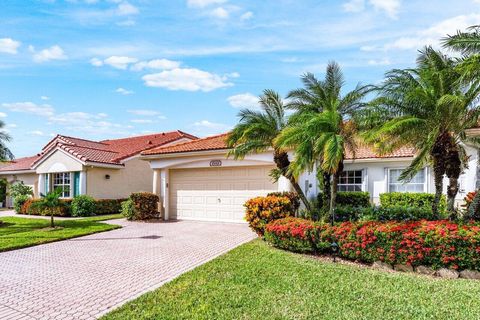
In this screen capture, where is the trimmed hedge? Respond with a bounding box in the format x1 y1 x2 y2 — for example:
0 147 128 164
267 192 300 212
19 197 126 217
71 195 96 217
265 217 480 271
128 192 159 220
334 205 439 222
380 192 446 212
244 195 295 236
318 191 371 208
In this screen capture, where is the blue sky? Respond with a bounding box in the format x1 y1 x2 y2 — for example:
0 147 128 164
0 0 478 157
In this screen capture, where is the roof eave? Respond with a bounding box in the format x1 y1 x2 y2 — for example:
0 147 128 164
141 148 231 160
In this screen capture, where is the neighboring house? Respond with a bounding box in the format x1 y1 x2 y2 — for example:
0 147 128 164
141 133 479 223
0 131 196 206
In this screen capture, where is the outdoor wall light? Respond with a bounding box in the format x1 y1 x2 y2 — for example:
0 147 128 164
105 174 110 180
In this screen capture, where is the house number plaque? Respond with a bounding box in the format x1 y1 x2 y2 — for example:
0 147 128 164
210 160 222 167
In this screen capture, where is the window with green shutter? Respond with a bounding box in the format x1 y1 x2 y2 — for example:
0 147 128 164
73 172 80 197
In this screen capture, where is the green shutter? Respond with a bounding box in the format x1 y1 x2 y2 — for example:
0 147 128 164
44 174 49 194
74 172 80 197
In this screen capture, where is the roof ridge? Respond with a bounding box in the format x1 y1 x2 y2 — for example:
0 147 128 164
100 130 182 143
57 134 108 146
58 143 120 154
111 134 189 161
159 132 228 149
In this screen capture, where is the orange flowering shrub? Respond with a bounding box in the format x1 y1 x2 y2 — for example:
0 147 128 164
244 195 294 235
265 218 480 271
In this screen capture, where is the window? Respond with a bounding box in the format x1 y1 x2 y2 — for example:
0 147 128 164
338 170 363 192
388 168 425 192
52 172 71 198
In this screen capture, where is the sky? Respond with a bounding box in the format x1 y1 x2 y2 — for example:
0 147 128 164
0 0 479 157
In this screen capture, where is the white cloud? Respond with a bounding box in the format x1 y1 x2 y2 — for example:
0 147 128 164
343 0 400 19
210 7 229 19
382 14 480 51
90 57 104 66
116 1 139 16
142 68 234 92
6 123 17 128
192 120 231 136
343 0 365 12
131 59 181 71
40 96 50 101
116 87 134 95
130 119 154 124
0 112 7 118
240 11 253 20
103 55 138 69
32 45 67 63
1 102 54 117
227 93 260 109
127 109 162 116
187 0 227 8
117 19 136 26
28 130 46 136
367 58 391 65
0 38 21 54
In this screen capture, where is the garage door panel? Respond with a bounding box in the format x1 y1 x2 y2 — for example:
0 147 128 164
170 166 277 222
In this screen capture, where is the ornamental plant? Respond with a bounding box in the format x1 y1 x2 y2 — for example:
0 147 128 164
264 217 480 271
71 195 96 217
128 192 159 220
244 195 294 236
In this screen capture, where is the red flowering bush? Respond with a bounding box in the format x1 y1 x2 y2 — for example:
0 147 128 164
264 218 480 271
264 217 331 253
244 195 294 236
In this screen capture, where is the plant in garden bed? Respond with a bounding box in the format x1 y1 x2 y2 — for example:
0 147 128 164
37 188 63 228
71 195 96 217
244 195 295 235
122 192 159 220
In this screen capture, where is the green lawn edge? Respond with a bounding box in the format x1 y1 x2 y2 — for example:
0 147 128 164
103 239 480 320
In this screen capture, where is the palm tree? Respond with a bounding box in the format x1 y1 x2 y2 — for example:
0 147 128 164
361 47 480 216
39 188 63 228
0 120 13 161
276 62 368 221
226 89 311 210
442 25 480 55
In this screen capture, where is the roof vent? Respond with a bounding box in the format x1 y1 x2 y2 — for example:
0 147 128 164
162 132 165 136
148 140 153 144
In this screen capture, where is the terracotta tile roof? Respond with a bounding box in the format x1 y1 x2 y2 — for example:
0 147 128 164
142 133 229 155
0 155 41 172
143 132 416 160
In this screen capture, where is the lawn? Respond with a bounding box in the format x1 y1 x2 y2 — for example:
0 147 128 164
104 240 480 320
0 214 122 252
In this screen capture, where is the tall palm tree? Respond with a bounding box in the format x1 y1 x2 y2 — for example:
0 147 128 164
442 25 480 55
0 120 13 161
276 62 368 221
361 47 480 215
226 89 311 210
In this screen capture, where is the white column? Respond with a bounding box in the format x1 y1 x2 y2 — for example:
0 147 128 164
160 169 170 221
278 175 293 192
38 173 44 197
79 171 87 195
153 169 160 196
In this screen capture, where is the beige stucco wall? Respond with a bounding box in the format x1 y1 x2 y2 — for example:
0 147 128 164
1 172 39 206
36 150 83 174
86 157 152 199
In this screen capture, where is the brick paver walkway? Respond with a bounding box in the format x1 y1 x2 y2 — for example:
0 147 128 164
0 219 256 319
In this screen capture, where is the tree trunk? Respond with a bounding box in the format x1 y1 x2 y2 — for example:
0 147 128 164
273 149 311 211
317 170 331 218
50 213 54 228
447 177 459 216
431 155 445 217
329 172 338 225
445 140 462 218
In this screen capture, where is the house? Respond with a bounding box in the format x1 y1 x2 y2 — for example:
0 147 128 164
141 133 479 223
0 131 196 206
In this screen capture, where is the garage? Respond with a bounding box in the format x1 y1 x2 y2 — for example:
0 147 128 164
169 165 277 222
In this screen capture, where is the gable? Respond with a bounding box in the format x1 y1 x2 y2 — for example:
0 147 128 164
35 149 84 174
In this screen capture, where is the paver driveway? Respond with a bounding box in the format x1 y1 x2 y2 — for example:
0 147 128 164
0 219 256 320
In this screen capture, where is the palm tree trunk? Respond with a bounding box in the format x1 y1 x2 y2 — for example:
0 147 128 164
329 172 338 225
447 177 459 215
318 170 331 217
445 139 462 218
431 157 444 217
50 213 54 228
273 149 311 211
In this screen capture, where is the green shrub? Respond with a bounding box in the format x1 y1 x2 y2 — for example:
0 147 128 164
317 191 371 208
331 205 439 222
244 195 295 236
267 191 300 212
0 178 7 204
71 195 96 217
23 199 72 217
129 192 159 220
95 199 126 215
121 199 135 220
14 194 30 213
380 192 446 212
9 182 33 198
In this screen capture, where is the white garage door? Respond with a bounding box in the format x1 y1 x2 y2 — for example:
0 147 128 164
169 166 277 222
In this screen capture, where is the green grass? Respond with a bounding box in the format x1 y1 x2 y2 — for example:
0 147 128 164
0 215 121 252
104 240 480 320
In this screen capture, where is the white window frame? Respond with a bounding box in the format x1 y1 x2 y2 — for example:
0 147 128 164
387 167 427 193
338 169 366 192
51 172 72 198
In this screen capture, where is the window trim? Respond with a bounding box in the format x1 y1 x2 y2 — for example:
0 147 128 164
387 167 427 193
51 172 72 199
338 169 366 192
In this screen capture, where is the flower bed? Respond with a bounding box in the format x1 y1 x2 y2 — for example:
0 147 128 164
265 218 480 271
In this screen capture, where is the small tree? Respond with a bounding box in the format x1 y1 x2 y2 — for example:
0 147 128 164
39 188 63 228
9 181 33 198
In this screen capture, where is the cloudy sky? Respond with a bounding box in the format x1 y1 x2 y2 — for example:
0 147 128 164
0 0 478 157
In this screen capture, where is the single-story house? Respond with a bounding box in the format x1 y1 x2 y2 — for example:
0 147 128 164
0 131 196 206
141 133 479 223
